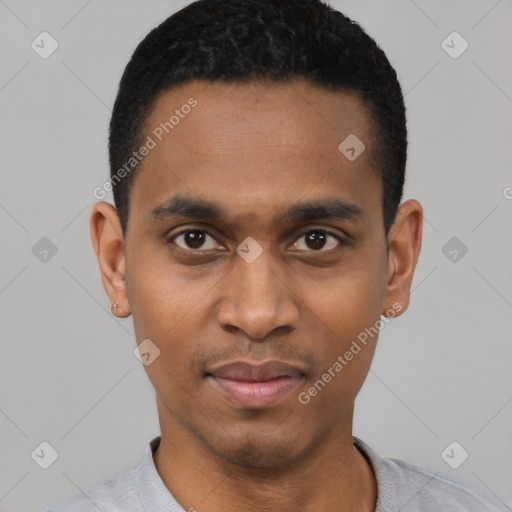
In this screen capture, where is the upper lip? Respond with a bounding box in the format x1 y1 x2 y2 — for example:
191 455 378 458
206 360 305 382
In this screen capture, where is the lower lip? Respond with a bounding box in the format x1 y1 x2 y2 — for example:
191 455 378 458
208 375 302 409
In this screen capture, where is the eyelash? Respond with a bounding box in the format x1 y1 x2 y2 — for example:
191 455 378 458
166 227 346 253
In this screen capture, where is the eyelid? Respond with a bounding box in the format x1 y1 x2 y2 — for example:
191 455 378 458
288 227 346 252
166 226 223 250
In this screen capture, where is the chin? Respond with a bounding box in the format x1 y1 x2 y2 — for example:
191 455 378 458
202 428 309 469
214 444 299 468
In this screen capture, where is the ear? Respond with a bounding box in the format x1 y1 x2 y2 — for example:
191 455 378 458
90 201 131 318
382 199 423 317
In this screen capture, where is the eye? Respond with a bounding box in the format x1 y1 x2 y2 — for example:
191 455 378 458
167 227 345 253
289 229 343 252
168 229 222 251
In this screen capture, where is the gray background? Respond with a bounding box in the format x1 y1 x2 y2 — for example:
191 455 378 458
0 0 511 510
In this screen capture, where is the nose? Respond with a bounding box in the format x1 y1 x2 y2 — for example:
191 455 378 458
216 248 300 340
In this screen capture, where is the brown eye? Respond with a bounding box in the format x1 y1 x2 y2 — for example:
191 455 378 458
291 229 342 252
169 229 220 251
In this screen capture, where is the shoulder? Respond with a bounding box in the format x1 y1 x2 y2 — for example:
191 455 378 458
354 437 512 512
385 456 511 511
42 467 141 512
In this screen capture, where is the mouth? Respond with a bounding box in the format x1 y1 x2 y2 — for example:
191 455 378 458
205 360 305 409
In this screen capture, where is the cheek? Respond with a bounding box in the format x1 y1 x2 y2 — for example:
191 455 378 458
126 248 215 339
295 258 386 402
300 257 386 343
125 256 220 387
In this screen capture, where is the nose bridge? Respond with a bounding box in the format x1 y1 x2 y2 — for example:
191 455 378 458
217 244 299 339
236 246 278 299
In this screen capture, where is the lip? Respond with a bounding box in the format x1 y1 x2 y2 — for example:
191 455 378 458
206 360 305 409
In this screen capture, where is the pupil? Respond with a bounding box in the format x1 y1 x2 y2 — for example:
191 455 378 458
307 231 326 250
186 231 205 249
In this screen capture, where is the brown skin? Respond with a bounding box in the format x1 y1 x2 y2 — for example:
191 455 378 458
90 79 422 512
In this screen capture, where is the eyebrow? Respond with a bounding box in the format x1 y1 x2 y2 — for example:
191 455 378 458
148 195 364 225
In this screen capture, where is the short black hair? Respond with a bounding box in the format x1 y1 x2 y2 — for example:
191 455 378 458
109 0 407 239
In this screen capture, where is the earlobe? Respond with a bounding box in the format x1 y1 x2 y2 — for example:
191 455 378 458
90 201 131 318
382 199 423 317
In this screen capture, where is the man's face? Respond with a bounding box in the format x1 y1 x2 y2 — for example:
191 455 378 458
121 80 399 467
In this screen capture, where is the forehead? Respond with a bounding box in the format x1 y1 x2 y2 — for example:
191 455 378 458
128 79 381 229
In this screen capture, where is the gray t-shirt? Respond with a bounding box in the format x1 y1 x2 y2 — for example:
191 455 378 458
45 436 512 511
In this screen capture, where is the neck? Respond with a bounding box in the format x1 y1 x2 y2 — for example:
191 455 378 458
153 404 377 512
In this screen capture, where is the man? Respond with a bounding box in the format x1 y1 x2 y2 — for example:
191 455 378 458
47 0 511 510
